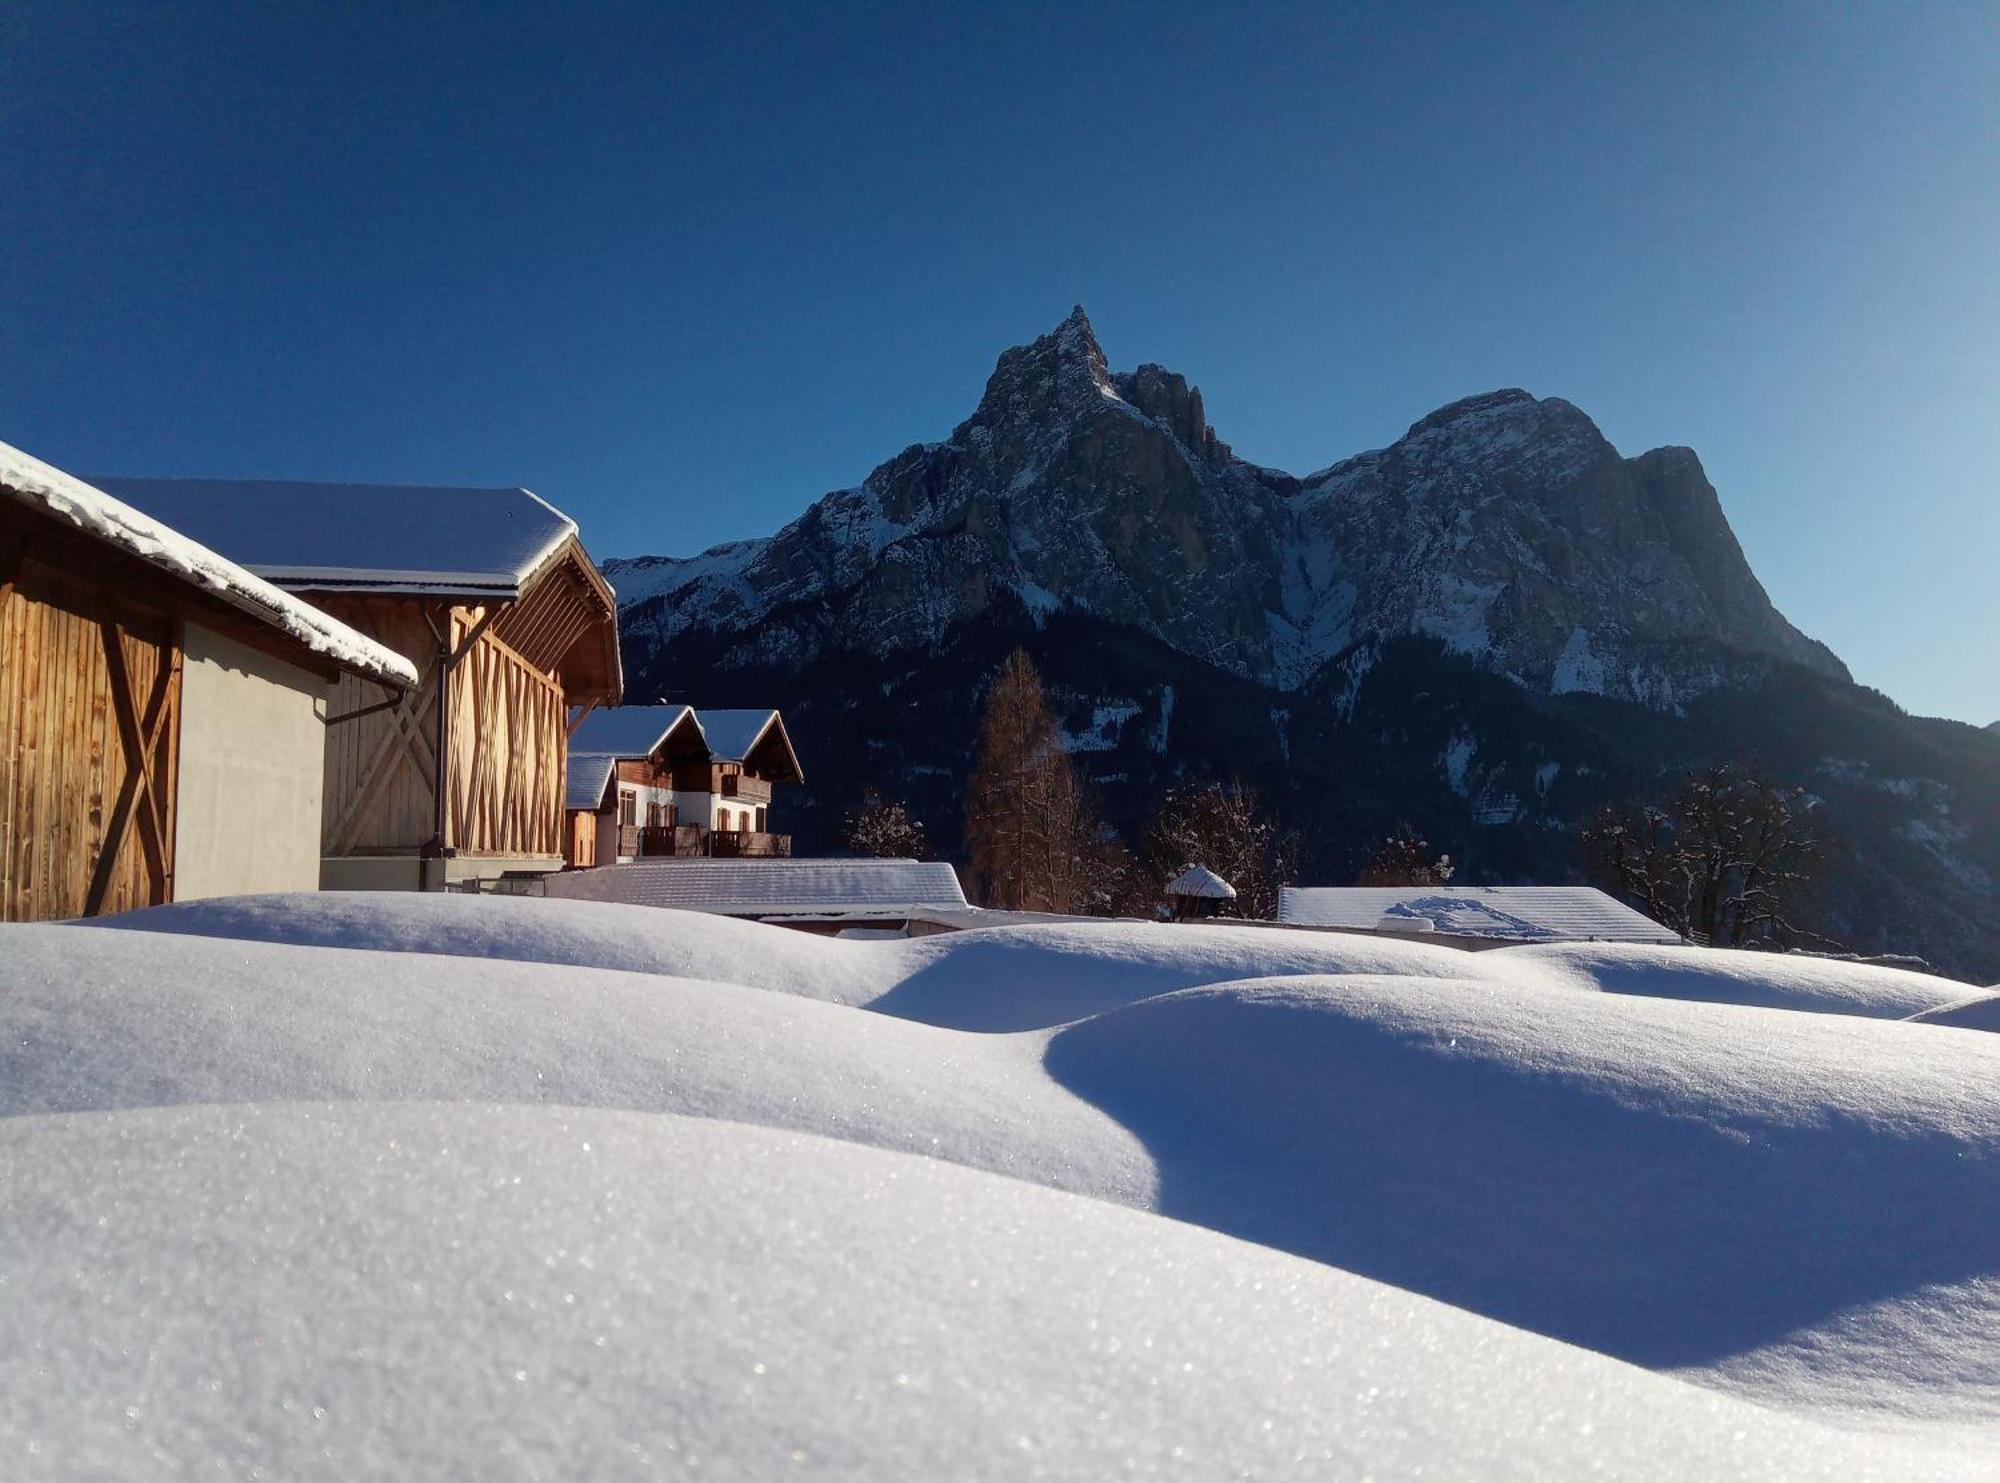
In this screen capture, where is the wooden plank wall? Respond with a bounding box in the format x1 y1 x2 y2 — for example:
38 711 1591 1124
314 597 440 856
565 808 598 868
447 609 564 858
1 544 181 920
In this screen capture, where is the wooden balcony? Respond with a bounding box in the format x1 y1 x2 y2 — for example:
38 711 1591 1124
707 829 791 858
617 824 790 859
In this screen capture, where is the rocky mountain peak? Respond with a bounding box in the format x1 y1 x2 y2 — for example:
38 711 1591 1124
1403 388 1539 441
1112 363 1229 465
616 312 1848 707
972 306 1114 425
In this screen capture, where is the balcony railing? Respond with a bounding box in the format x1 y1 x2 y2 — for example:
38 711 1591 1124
619 824 791 859
707 830 791 858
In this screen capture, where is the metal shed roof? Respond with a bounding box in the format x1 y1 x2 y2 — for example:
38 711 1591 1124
1276 886 1681 944
544 858 967 917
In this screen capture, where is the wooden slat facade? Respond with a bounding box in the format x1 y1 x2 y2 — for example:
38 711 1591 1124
447 612 565 858
312 542 613 867
1 536 181 920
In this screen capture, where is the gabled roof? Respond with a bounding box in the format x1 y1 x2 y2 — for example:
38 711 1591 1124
89 477 579 599
1276 886 1681 944
565 755 620 813
694 709 804 782
568 704 704 762
1 442 418 688
544 859 966 916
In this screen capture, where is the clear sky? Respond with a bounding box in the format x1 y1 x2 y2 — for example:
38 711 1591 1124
3 3 1994 722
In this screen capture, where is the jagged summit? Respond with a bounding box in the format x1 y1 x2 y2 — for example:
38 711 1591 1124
612 313 1847 702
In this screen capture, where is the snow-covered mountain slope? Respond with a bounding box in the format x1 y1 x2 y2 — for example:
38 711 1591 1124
15 892 2000 1468
611 309 1843 704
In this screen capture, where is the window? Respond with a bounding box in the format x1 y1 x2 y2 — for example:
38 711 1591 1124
755 806 767 833
618 790 636 827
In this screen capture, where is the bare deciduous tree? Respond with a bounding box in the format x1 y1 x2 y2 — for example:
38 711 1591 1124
1583 765 1830 947
1356 827 1456 888
1146 779 1296 919
842 791 929 859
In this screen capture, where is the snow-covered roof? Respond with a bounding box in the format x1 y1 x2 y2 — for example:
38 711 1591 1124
694 708 779 762
1 441 418 688
545 859 967 917
1167 865 1237 899
565 754 619 813
1277 886 1682 944
694 708 803 782
568 704 703 762
89 476 579 598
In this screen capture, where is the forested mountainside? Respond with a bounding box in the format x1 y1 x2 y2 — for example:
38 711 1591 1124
610 312 2000 980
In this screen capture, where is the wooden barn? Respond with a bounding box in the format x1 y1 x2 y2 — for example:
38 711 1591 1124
1 442 419 921
96 476 623 891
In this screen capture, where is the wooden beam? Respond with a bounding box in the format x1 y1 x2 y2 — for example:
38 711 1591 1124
566 699 598 738
83 620 176 914
328 674 439 855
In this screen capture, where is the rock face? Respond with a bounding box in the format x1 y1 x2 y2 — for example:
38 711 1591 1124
613 308 1844 705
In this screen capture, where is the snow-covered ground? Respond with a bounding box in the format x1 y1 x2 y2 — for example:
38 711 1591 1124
5 893 1998 1478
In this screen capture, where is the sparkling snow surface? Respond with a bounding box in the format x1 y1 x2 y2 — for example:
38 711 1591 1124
0 442 418 687
7 894 2000 1477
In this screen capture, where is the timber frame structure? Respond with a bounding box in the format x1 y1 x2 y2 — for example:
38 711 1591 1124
311 537 622 879
2 453 415 922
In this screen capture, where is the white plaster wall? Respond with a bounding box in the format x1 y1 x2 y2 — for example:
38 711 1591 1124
607 781 680 862
174 624 328 900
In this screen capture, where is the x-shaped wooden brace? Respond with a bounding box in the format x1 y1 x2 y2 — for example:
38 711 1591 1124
330 675 440 854
84 619 177 914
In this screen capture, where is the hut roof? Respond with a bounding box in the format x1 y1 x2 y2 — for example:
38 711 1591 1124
1167 865 1237 899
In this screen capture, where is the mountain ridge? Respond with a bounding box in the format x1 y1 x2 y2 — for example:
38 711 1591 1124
602 311 1998 978
610 308 1845 706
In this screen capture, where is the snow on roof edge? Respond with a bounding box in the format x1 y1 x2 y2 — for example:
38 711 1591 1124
0 442 419 688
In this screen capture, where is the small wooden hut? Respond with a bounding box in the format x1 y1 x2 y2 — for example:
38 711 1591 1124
1 443 417 920
96 476 622 890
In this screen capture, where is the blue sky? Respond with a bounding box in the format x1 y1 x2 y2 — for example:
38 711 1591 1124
3 3 1994 722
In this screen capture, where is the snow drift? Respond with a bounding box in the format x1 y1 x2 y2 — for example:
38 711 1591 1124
6 1103 1981 1482
9 893 2000 1476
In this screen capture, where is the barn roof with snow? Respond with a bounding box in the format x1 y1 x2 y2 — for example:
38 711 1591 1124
1277 886 1682 944
1 444 416 688
90 477 578 600
91 474 622 707
544 858 966 918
